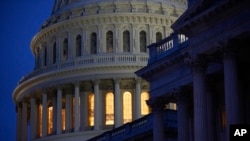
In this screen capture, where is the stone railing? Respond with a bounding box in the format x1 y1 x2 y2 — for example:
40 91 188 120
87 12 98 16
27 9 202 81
87 109 177 141
148 33 189 64
19 53 148 84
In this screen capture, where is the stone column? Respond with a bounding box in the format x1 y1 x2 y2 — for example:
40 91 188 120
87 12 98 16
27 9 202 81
114 78 122 127
147 98 165 141
52 96 57 134
16 103 22 141
80 91 88 130
22 102 28 141
206 88 216 141
94 79 101 130
56 86 62 134
42 91 48 136
30 97 37 140
223 47 241 141
65 94 72 131
177 92 189 141
192 60 208 141
74 82 80 132
134 78 141 119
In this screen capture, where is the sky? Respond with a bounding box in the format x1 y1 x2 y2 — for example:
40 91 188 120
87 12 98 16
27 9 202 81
0 1 54 140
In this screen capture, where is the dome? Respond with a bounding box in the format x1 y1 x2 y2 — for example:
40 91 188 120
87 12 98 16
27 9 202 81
51 0 187 16
13 0 187 140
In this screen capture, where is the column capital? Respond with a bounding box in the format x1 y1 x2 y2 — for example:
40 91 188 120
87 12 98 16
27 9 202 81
185 54 208 73
74 81 80 87
113 77 120 83
135 77 142 83
93 79 100 85
170 88 190 104
146 97 166 111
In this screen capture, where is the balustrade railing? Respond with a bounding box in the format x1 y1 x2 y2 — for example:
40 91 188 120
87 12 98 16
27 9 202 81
148 33 189 64
19 53 148 84
87 109 177 141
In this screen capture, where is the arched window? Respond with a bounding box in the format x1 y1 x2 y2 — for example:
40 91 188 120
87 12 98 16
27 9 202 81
76 35 82 57
140 31 147 52
38 104 42 137
105 92 114 125
88 93 94 126
44 46 47 66
48 106 53 134
123 91 132 123
156 32 162 42
141 92 150 115
53 42 56 64
123 30 130 52
63 38 68 60
90 33 97 54
106 31 113 53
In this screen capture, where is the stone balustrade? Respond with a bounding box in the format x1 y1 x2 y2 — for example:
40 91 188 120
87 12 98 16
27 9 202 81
148 33 189 64
87 109 177 141
19 53 148 84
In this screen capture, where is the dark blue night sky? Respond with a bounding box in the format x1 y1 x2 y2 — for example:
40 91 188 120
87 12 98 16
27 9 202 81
0 1 54 140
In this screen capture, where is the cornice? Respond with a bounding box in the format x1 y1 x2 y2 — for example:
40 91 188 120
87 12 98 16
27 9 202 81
13 65 144 102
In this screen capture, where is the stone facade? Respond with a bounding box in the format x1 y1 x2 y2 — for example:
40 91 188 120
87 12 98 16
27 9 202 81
12 0 186 141
136 0 250 141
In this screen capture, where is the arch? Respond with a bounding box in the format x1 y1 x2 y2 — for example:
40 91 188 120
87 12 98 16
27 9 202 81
141 92 150 115
63 38 68 60
90 32 97 54
156 32 163 42
123 91 132 123
48 106 53 134
53 42 56 64
123 30 130 52
106 31 113 53
140 31 147 52
88 93 94 126
105 92 114 125
76 35 82 57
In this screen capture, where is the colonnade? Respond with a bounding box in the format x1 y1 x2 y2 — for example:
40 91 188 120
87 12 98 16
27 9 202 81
16 78 149 141
148 47 242 141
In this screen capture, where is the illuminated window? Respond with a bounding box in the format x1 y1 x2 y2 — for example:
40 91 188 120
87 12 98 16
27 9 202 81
166 102 177 110
63 38 68 60
105 92 114 125
76 35 82 57
53 42 56 64
106 31 113 53
123 91 132 123
221 108 226 129
39 104 42 137
123 30 130 52
90 33 97 54
140 31 147 52
141 92 150 115
48 107 53 134
88 93 94 126
62 109 66 130
156 32 162 42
